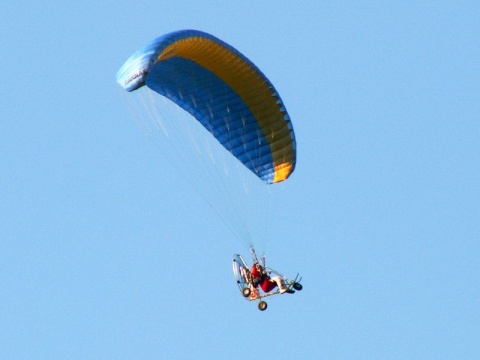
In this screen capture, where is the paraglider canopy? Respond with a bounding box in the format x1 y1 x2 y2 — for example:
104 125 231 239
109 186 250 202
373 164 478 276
117 29 296 184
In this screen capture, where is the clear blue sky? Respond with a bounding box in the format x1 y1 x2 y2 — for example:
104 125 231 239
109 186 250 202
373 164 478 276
2 1 479 359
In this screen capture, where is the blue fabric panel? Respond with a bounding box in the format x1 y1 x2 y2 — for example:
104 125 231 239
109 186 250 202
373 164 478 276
146 57 275 183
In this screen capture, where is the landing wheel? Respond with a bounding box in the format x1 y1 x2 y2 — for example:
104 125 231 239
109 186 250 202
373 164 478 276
293 283 303 291
242 288 251 297
258 301 268 311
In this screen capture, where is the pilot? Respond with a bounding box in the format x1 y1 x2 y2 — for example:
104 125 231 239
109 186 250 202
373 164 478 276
250 260 294 294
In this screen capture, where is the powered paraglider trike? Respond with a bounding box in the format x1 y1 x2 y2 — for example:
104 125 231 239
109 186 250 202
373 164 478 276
232 249 302 311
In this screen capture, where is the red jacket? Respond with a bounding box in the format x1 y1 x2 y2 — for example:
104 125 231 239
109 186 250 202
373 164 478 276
251 263 263 280
251 264 276 292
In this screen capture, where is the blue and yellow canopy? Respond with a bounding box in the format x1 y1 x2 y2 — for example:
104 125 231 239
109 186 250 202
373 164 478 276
117 30 296 184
